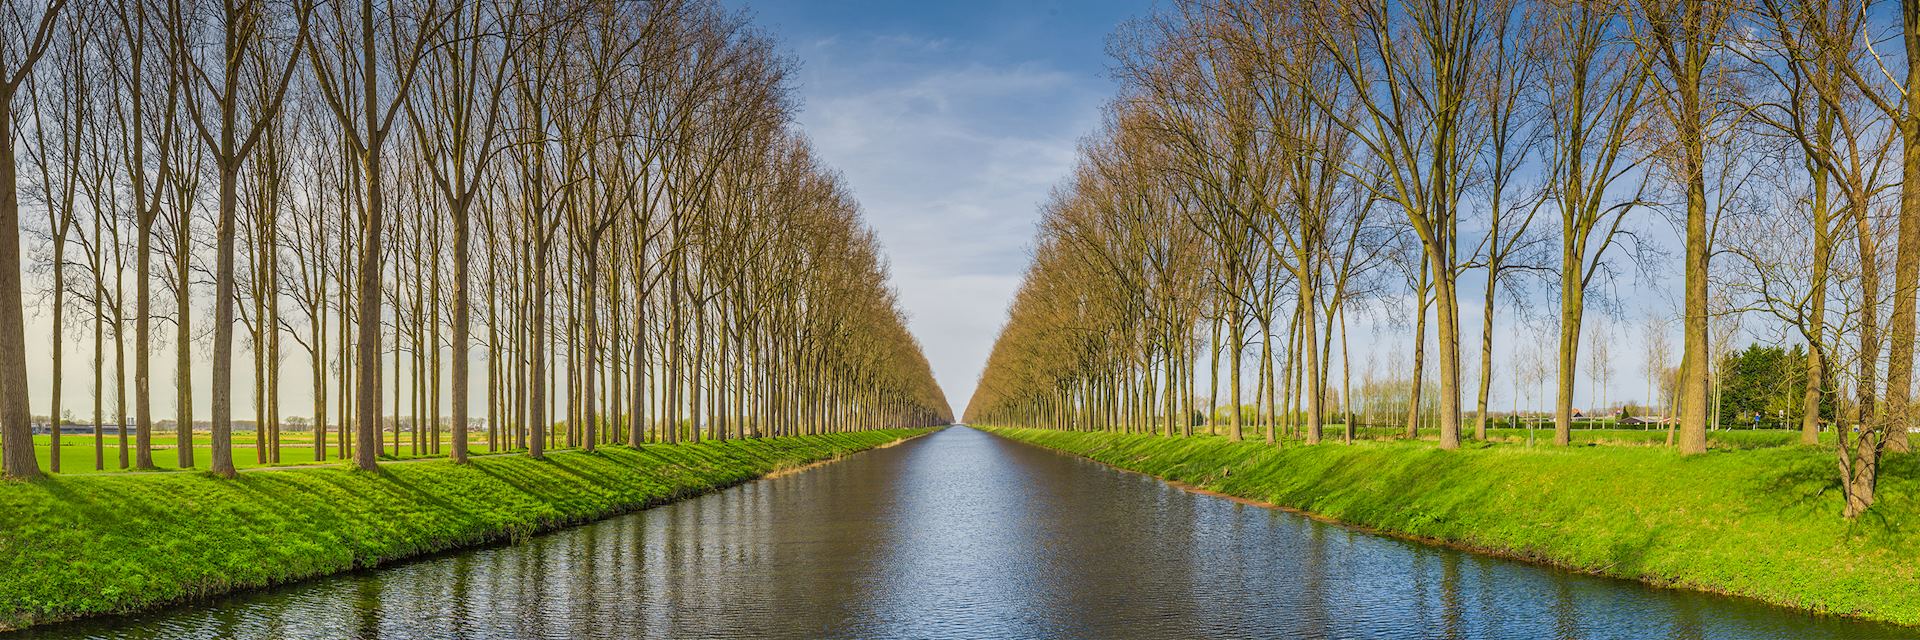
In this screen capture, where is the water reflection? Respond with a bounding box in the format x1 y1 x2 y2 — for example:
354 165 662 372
14 426 1910 639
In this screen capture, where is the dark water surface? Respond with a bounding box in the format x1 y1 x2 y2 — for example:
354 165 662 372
19 426 1911 639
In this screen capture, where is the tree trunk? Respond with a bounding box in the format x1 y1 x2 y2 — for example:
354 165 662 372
529 246 549 459
1677 40 1711 456
1207 316 1219 435
1476 256 1498 441
1555 260 1584 447
176 220 193 470
451 210 470 462
210 162 241 478
0 100 35 480
1804 160 1831 446
1229 298 1244 442
1434 259 1463 450
1887 17 1920 452
1302 285 1322 444
115 265 128 469
48 238 64 474
93 252 103 471
1407 260 1429 439
1340 303 1354 444
581 245 599 452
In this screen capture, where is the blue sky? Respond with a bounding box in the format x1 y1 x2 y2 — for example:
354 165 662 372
726 0 1157 413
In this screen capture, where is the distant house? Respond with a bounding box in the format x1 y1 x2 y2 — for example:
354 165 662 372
1619 415 1674 426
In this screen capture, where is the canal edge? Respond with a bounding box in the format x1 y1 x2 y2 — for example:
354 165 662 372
0 429 944 634
971 426 1909 629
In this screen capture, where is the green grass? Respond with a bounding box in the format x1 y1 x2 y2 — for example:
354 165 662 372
1325 425 1824 449
981 425 1920 626
27 431 465 474
1477 426 1823 448
0 428 933 631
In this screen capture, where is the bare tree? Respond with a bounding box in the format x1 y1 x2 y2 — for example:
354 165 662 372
1635 0 1738 456
305 0 447 471
24 5 87 474
1538 0 1653 447
169 0 312 476
0 0 69 480
402 0 517 463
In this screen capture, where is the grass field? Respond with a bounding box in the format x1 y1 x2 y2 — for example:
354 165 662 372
1335 425 1823 449
0 428 934 631
26 431 518 474
1186 423 1825 449
982 425 1920 626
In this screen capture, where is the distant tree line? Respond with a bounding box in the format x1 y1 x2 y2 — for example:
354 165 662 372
965 0 1920 519
0 0 951 481
1706 343 1836 428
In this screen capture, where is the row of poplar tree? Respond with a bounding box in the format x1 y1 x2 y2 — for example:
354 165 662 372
0 0 952 481
965 0 1920 519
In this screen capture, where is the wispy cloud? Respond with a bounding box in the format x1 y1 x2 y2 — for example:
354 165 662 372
783 32 1114 412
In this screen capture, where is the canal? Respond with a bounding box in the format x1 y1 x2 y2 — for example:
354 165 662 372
19 426 1907 639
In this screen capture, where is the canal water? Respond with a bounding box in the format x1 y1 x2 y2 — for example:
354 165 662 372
18 426 1909 639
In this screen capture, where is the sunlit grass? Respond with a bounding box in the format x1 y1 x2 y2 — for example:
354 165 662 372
26 431 527 474
983 426 1920 626
1317 424 1825 448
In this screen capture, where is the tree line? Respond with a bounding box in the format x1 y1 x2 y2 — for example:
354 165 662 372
0 0 952 481
964 0 1919 519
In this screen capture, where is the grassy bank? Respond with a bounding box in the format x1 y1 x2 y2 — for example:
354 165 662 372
982 426 1920 626
0 429 932 631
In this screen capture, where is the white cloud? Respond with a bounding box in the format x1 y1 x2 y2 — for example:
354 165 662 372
786 35 1113 414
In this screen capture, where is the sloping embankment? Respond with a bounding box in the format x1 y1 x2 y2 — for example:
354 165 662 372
981 426 1920 626
0 428 935 631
